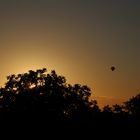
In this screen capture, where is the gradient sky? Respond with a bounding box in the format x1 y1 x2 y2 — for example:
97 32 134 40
0 0 140 107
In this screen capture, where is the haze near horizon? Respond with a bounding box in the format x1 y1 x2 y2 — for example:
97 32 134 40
0 0 140 107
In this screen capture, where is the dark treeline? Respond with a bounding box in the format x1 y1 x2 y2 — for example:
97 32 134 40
0 68 139 135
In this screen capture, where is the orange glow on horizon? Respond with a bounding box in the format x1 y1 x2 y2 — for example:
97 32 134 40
0 1 140 108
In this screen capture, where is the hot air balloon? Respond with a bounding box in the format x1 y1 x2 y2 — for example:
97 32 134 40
111 66 115 71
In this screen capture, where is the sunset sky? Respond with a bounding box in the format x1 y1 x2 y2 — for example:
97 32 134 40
0 0 140 107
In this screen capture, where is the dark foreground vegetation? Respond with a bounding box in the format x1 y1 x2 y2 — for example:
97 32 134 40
0 68 139 136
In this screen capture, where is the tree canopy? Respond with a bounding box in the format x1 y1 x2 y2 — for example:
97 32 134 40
0 68 140 132
0 68 93 121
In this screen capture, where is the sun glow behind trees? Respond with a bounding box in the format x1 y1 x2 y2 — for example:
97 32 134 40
0 0 140 107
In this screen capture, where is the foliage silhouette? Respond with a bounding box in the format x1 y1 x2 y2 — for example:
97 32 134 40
0 68 93 128
124 93 140 115
0 68 140 135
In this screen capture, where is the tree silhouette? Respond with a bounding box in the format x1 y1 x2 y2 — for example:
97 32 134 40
112 104 124 114
0 68 93 127
102 105 112 113
0 67 140 134
124 93 140 116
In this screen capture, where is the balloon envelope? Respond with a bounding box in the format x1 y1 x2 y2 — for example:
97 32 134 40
111 66 115 71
